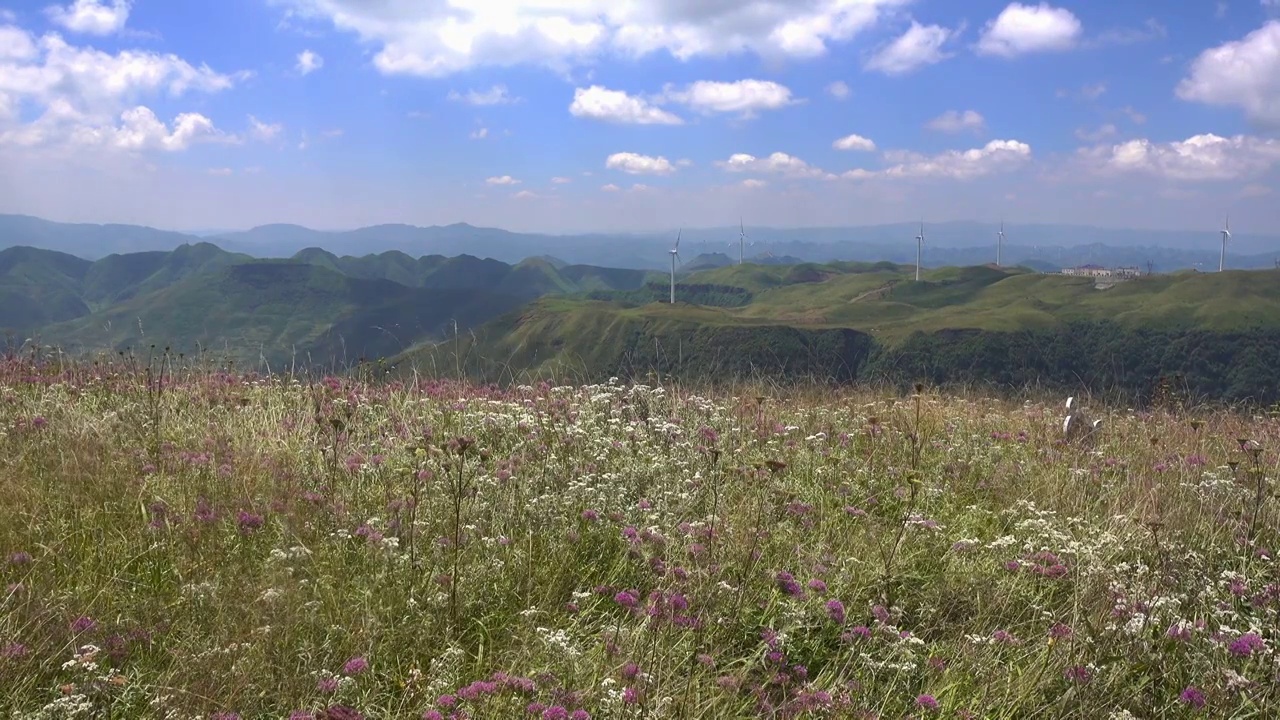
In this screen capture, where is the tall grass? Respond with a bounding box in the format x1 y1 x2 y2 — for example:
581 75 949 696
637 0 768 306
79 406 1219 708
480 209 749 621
1 354 1277 719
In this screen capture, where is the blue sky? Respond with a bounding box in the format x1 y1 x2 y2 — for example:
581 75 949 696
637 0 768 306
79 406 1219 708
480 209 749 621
0 0 1278 234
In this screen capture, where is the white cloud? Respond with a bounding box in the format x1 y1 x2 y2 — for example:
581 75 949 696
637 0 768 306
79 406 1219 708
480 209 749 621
45 0 131 36
0 26 36 63
1075 123 1118 142
629 183 650 192
513 189 537 199
826 80 850 99
926 110 986 133
742 178 767 188
271 0 912 77
833 133 876 151
865 21 957 75
448 84 518 106
296 49 323 75
1076 133 1280 181
1056 82 1107 101
1176 21 1280 129
861 140 1033 180
550 176 571 184
469 127 489 139
976 2 1082 57
601 183 621 192
1121 106 1147 125
605 152 676 175
207 167 232 176
660 79 795 116
248 115 283 141
18 105 239 153
486 175 521 185
0 25 242 153
715 151 827 178
1089 18 1166 48
569 85 682 125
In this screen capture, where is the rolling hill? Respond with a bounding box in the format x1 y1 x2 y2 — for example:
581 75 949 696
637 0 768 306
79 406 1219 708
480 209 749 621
11 233 1280 402
1 243 660 366
389 262 1280 404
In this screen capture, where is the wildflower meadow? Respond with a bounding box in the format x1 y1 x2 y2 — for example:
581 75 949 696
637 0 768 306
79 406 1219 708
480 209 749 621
1 354 1278 719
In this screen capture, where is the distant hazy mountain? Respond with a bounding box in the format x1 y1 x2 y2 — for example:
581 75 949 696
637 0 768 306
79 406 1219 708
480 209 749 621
3 214 1277 271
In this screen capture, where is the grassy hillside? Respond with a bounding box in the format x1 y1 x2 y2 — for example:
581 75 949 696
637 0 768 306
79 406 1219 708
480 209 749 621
4 363 1279 716
6 245 655 367
39 262 536 368
393 263 1280 403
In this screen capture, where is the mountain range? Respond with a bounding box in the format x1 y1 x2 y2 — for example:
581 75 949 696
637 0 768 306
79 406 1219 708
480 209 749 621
3 214 1278 272
7 212 1280 403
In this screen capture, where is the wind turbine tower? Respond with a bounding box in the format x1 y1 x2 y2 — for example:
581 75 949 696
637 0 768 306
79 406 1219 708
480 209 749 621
997 220 1006 267
1220 215 1231 273
669 230 682 304
915 221 926 282
738 219 747 265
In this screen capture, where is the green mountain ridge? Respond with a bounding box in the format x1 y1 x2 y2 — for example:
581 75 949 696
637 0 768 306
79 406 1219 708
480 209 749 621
8 239 1280 403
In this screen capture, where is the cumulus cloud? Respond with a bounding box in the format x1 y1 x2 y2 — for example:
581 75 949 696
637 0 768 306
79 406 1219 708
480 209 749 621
448 84 518 106
569 86 682 125
605 152 677 175
1076 133 1280 181
659 79 795 116
270 0 911 77
0 25 243 153
247 115 283 141
742 178 767 188
865 21 958 75
1176 21 1280 130
833 133 876 151
513 189 537 199
469 127 489 139
551 176 572 184
296 49 323 75
862 140 1033 180
486 175 521 185
45 0 131 36
976 2 1082 57
715 151 828 178
926 110 986 134
601 183 621 192
1075 123 1118 142
826 81 850 99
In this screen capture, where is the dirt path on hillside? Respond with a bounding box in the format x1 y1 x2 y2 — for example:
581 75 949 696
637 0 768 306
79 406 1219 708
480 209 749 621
847 283 894 303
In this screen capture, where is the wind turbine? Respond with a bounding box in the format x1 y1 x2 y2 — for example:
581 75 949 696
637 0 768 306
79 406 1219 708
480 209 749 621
997 219 1006 267
738 218 747 265
1219 215 1231 273
915 220 925 282
669 229 682 304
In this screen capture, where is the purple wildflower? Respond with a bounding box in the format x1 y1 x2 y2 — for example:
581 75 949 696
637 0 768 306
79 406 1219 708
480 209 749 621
235 510 264 534
342 656 369 675
1228 632 1264 658
8 551 31 565
825 599 846 625
70 616 97 633
1179 686 1207 710
916 694 939 711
